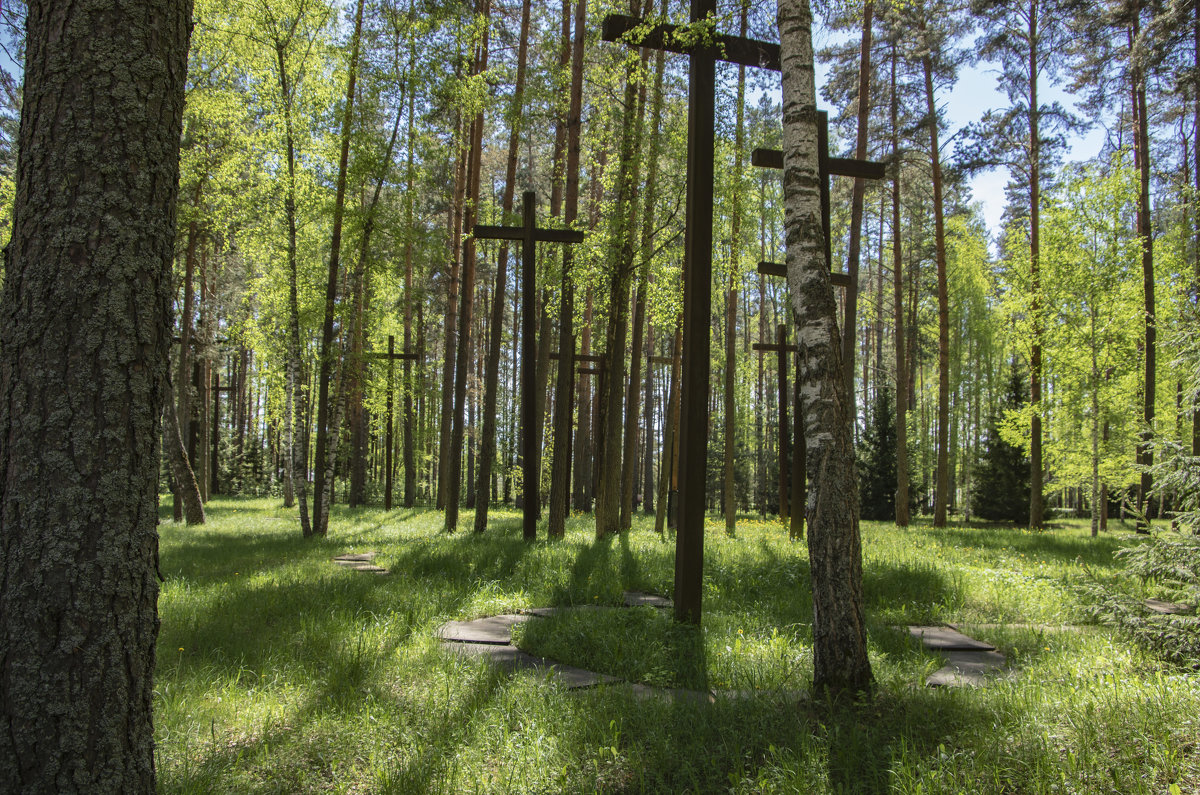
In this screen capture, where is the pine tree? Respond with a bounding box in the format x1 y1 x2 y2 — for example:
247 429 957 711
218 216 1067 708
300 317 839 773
971 363 1032 523
858 387 898 521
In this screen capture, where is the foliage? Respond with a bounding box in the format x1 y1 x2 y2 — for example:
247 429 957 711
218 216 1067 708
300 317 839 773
971 362 1031 523
857 386 898 521
1080 532 1200 668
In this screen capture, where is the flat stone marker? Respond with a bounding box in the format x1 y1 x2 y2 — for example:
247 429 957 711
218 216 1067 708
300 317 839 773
623 591 673 608
440 641 618 689
628 683 714 704
926 650 1008 688
333 552 377 562
909 625 996 652
1145 598 1190 615
437 614 530 645
521 605 604 617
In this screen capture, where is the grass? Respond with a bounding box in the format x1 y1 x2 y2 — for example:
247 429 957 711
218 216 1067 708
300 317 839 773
154 497 1199 793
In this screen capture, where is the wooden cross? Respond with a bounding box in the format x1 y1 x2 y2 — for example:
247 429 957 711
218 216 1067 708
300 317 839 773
364 335 420 510
603 2 788 624
474 191 585 540
752 325 798 523
752 111 886 391
210 374 235 496
547 352 605 520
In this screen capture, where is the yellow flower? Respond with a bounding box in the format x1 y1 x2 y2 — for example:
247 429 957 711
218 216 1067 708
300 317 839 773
178 647 184 651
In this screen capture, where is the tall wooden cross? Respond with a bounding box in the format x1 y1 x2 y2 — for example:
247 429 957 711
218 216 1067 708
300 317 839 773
364 334 420 510
475 191 585 540
752 112 886 392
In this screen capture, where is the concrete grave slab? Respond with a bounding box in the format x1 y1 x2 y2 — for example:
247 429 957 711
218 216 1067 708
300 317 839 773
440 641 618 688
520 605 604 618
926 650 1008 688
1145 598 1191 615
334 560 389 574
623 591 673 608
437 614 531 645
333 552 377 562
909 625 996 651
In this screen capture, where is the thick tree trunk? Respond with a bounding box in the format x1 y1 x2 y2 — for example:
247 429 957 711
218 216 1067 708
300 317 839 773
0 0 191 786
922 28 951 529
311 0 366 535
778 0 872 694
475 0 531 532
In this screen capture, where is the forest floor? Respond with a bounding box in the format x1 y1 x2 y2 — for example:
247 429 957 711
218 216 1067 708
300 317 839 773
154 497 1198 794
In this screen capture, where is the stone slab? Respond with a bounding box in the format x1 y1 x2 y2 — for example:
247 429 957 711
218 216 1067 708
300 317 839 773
623 591 673 608
926 650 1008 688
520 605 604 617
333 560 389 574
909 625 996 651
333 552 377 562
437 614 530 645
440 642 617 688
627 683 714 704
1145 598 1191 615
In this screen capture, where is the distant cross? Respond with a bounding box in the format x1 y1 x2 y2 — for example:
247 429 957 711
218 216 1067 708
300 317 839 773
475 191 585 540
602 3 777 623
752 111 886 390
548 350 605 516
751 325 798 524
364 335 420 510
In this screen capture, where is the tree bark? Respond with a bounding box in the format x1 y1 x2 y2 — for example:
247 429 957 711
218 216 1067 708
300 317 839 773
921 20 951 529
0 0 191 785
1028 0 1045 530
446 4 491 531
475 0 531 532
843 0 873 404
312 0 366 536
779 0 873 694
891 39 909 527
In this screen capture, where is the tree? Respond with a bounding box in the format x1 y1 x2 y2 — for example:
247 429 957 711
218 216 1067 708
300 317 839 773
965 0 1085 530
971 362 1032 523
779 0 873 694
858 387 899 520
0 0 192 786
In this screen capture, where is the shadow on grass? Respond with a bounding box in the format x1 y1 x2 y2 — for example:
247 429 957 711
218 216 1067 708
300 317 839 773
921 524 1122 567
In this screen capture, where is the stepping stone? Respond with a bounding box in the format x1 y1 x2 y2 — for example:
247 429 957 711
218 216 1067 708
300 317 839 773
520 605 604 617
1145 598 1191 615
623 591 673 608
925 650 1008 688
627 683 714 704
333 551 377 562
440 642 617 689
909 625 996 652
333 559 389 574
437 614 530 645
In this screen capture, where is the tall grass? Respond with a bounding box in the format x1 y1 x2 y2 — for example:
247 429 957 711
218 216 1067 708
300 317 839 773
154 498 1197 793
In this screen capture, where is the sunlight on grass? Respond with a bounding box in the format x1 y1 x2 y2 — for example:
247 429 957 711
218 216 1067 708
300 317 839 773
154 497 1198 793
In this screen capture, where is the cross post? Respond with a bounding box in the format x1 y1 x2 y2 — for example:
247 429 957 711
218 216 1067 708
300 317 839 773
603 3 780 624
474 191 585 540
365 335 421 510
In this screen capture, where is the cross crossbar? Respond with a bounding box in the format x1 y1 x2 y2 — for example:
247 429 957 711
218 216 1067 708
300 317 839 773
752 342 799 354
601 14 780 71
751 147 886 180
758 260 851 288
549 352 604 362
472 191 586 540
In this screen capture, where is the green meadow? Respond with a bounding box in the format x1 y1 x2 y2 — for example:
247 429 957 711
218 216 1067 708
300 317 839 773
154 497 1198 794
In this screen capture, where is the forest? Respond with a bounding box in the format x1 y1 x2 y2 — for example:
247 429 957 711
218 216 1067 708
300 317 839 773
1 0 1199 791
6 0 1187 536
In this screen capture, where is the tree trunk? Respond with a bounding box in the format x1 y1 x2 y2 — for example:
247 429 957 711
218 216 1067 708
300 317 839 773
843 0 873 401
0 0 191 785
1028 0 1045 530
643 322 657 514
922 23 951 529
549 0 588 538
655 323 682 535
312 0 366 534
438 117 468 510
778 0 872 694
277 40 312 537
1132 6 1155 524
447 4 491 531
475 0 531 532
164 373 206 525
